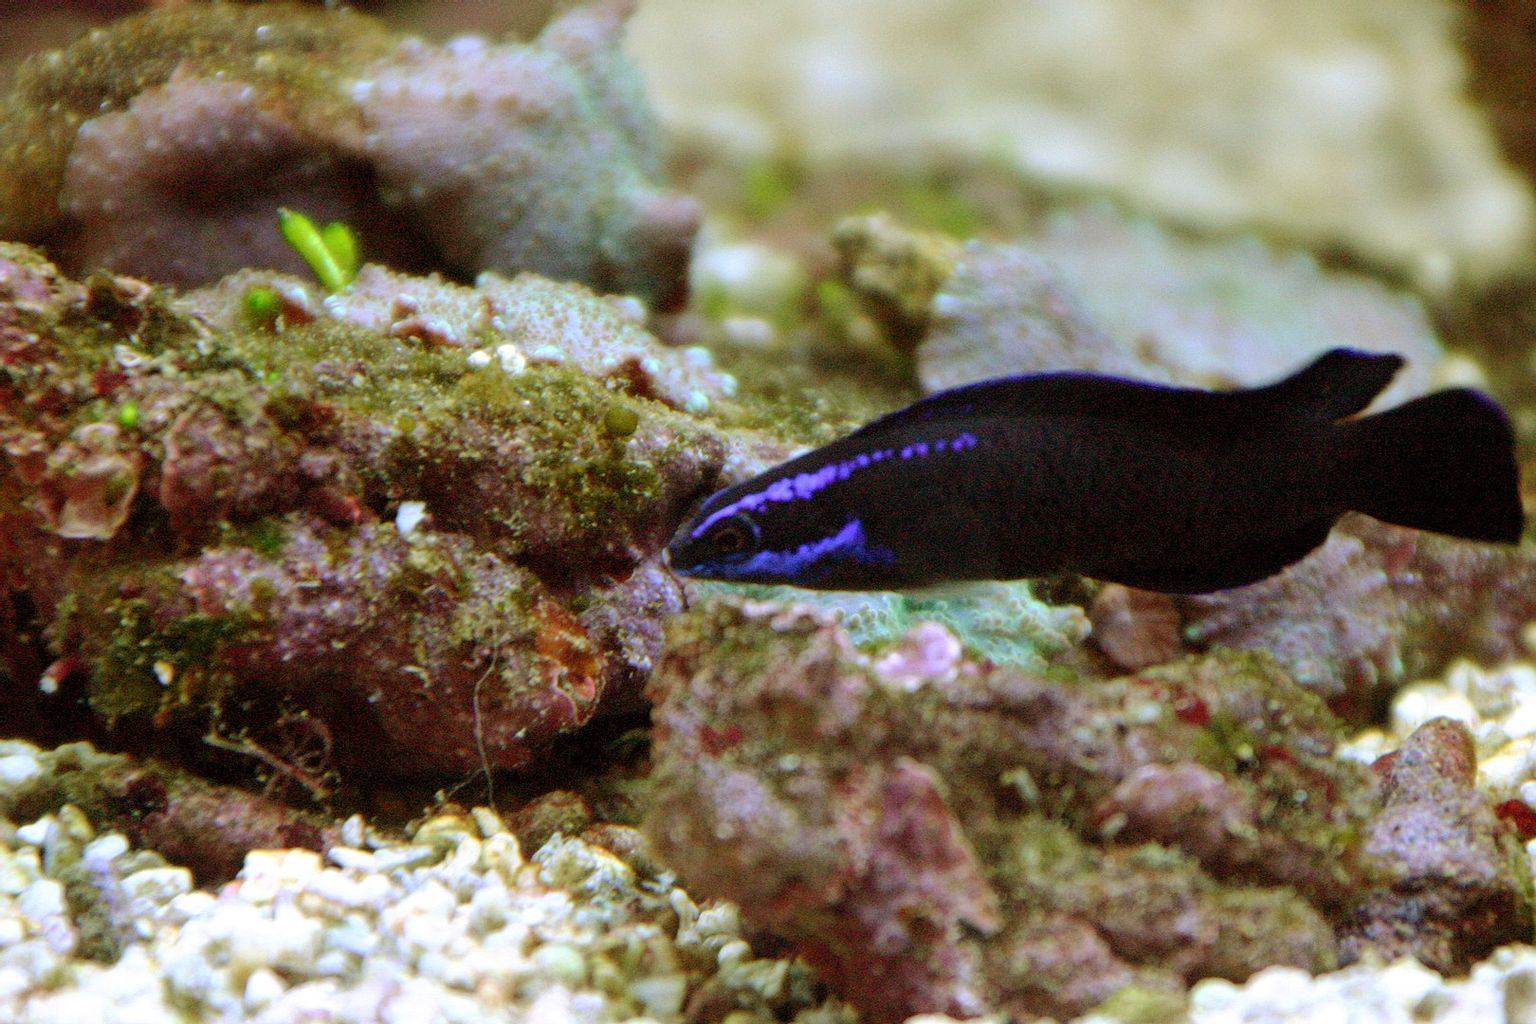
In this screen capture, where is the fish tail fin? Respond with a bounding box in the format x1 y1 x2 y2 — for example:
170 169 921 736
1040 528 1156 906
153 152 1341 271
1338 388 1524 543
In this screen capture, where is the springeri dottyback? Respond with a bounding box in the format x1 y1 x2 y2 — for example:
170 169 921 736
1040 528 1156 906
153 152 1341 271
666 349 1524 595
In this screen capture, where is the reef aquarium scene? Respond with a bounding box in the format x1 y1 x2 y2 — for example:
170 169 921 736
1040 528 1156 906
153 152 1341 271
9 1 1536 1022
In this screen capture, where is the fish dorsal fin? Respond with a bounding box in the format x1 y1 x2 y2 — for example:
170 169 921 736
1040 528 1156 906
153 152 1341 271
1241 348 1403 421
846 348 1404 443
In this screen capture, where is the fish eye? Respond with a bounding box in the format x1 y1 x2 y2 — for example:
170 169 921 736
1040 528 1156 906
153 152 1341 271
709 515 759 557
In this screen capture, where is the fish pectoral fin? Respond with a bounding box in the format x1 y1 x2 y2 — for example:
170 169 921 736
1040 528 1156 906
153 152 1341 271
1100 518 1337 595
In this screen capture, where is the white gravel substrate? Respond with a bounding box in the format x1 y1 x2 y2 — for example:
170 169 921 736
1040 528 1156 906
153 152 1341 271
0 739 831 1024
7 648 1536 1024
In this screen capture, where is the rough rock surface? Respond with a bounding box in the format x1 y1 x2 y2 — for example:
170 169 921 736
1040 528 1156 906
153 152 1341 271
646 598 1530 1021
1340 718 1532 971
836 211 1443 399
1182 516 1536 721
0 244 733 777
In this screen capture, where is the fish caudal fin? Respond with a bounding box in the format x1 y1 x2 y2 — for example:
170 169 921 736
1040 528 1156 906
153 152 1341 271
1339 388 1524 543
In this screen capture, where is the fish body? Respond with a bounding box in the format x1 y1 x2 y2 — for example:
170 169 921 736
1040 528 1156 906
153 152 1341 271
667 349 1523 594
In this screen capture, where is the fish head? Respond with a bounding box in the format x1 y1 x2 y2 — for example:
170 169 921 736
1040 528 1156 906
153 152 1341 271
666 468 901 588
666 496 768 582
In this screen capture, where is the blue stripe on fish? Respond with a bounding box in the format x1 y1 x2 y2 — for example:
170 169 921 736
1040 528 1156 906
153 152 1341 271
729 518 897 582
690 432 980 538
667 349 1523 595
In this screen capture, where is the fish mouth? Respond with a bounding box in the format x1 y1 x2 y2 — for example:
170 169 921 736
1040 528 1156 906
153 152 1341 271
661 530 692 576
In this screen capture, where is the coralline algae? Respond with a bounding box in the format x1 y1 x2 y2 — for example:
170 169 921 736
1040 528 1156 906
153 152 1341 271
353 0 700 308
1182 516 1536 722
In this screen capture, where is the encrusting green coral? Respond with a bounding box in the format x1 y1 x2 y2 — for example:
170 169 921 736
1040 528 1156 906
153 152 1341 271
693 579 1087 673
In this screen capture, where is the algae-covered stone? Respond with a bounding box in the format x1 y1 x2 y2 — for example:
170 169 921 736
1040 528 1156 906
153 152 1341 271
646 598 1526 1022
0 246 732 777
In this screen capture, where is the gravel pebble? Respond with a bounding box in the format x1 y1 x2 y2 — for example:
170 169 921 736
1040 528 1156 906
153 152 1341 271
0 741 835 1023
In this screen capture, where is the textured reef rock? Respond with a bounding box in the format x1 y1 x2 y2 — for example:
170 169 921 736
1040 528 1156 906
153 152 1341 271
0 244 733 777
835 209 1444 400
0 739 336 886
646 598 1533 1022
0 0 697 307
1180 515 1536 722
1340 718 1532 973
631 0 1533 285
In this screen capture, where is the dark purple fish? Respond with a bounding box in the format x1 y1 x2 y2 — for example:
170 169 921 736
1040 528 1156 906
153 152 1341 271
667 349 1523 594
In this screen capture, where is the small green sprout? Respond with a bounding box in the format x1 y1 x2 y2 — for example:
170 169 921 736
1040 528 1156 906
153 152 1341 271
117 401 140 430
278 208 360 292
898 180 984 238
742 158 798 220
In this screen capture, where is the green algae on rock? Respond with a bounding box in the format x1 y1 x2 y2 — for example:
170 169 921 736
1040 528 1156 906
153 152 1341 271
0 244 733 777
0 0 698 307
645 597 1531 1022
